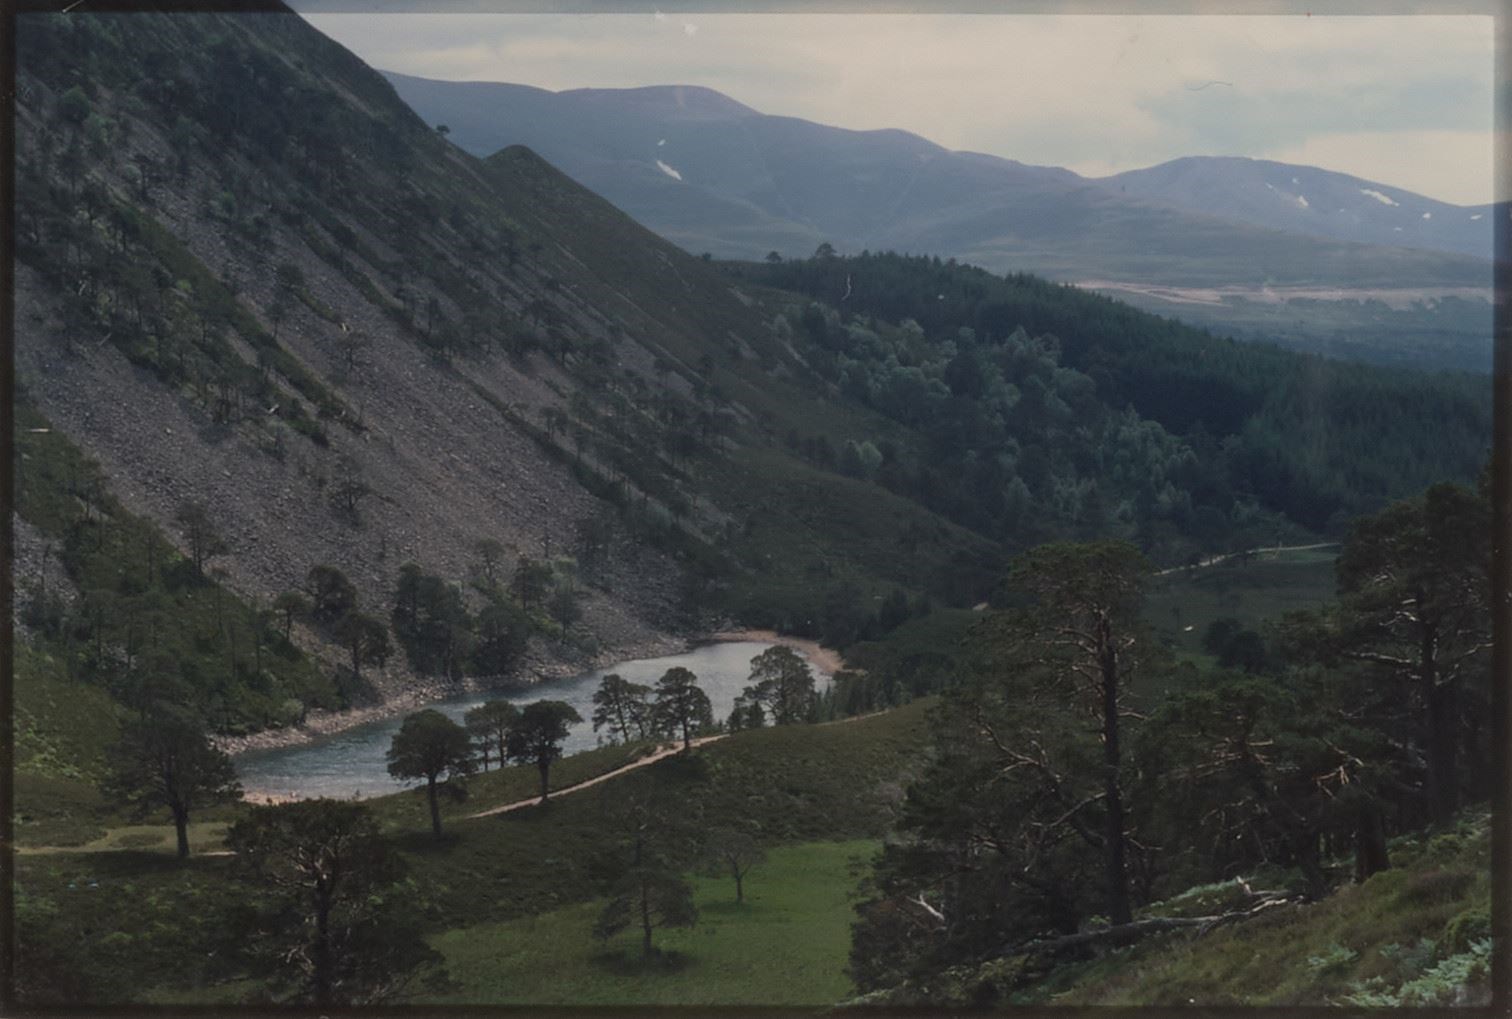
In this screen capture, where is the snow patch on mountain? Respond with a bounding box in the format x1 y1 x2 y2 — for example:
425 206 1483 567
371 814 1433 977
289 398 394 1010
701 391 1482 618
1360 188 1399 207
656 160 683 181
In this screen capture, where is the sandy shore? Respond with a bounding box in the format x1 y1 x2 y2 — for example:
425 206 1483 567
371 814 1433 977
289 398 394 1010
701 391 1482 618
218 633 686 758
704 629 846 675
228 628 844 803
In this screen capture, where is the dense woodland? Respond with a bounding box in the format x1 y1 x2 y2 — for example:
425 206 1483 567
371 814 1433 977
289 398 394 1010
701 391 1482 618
737 252 1490 541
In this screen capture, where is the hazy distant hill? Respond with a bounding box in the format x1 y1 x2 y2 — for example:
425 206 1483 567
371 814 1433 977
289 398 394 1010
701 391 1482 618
1097 156 1494 259
383 71 1489 291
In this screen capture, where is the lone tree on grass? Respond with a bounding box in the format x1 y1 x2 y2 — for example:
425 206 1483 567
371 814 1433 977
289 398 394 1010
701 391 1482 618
700 824 766 904
506 700 583 803
227 800 446 1005
464 699 519 771
594 787 699 958
386 709 476 839
652 667 713 751
104 703 242 859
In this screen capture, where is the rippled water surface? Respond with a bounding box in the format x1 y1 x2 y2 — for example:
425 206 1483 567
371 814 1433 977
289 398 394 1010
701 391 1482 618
234 641 807 799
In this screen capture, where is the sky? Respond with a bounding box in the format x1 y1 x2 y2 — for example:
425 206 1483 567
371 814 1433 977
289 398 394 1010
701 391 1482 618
296 10 1498 205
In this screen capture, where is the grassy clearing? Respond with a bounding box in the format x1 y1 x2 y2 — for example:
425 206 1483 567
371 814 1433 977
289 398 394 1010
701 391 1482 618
429 840 876 1006
1037 809 1491 1007
1144 550 1337 659
17 821 232 857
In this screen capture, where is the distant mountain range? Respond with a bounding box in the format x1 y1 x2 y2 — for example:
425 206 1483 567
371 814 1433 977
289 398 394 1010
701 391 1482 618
382 71 1493 292
1096 157 1493 260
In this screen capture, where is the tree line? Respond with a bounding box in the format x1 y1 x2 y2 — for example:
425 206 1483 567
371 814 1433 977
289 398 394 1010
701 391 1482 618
848 476 1494 1002
736 252 1489 547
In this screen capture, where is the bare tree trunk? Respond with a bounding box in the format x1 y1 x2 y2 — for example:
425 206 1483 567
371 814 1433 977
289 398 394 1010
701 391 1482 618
1099 621 1133 926
314 891 333 1005
173 806 190 859
428 775 443 839
640 879 654 957
1353 798 1390 882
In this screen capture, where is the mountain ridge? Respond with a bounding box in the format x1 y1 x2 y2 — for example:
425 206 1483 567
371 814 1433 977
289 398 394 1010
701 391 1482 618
381 70 1492 271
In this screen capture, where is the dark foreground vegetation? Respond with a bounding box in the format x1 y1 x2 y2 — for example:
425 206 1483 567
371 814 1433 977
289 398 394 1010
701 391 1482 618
845 477 1495 1006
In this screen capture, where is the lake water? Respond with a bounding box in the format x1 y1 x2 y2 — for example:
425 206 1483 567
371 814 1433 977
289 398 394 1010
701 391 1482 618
234 641 814 799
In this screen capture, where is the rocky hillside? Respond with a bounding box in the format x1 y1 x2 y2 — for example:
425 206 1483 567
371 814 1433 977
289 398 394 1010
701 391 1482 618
5 15 691 717
12 7 1003 738
14 12 684 684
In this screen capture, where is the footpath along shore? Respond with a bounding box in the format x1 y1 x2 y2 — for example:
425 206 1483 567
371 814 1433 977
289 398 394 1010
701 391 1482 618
235 630 846 805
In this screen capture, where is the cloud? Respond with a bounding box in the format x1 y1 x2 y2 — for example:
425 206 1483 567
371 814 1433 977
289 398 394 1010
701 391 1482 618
300 11 1496 204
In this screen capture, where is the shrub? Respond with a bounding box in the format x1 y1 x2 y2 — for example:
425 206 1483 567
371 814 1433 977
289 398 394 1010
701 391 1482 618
1440 905 1490 955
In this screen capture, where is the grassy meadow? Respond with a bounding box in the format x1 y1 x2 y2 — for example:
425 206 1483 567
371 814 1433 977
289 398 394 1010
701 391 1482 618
431 840 877 1005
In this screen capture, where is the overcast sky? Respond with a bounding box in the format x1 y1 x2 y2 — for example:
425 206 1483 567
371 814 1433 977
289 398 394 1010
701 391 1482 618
297 10 1497 205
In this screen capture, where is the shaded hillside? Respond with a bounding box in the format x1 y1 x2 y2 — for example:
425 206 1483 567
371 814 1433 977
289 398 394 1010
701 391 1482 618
11 7 996 740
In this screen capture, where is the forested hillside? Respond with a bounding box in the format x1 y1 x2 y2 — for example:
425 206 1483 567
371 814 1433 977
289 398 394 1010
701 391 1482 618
735 253 1490 538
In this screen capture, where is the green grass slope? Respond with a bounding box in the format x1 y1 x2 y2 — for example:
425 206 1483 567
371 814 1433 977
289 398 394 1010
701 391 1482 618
14 699 933 1006
431 840 875 1006
391 700 932 929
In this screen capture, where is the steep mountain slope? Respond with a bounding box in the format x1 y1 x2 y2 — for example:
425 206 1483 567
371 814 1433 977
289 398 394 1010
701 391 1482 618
11 8 990 737
381 71 1488 290
11 7 1491 749
1097 156 1495 260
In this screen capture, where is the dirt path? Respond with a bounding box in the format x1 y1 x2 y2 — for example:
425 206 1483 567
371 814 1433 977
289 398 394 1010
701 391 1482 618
464 735 727 820
20 711 893 854
463 708 886 821
1153 542 1338 577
